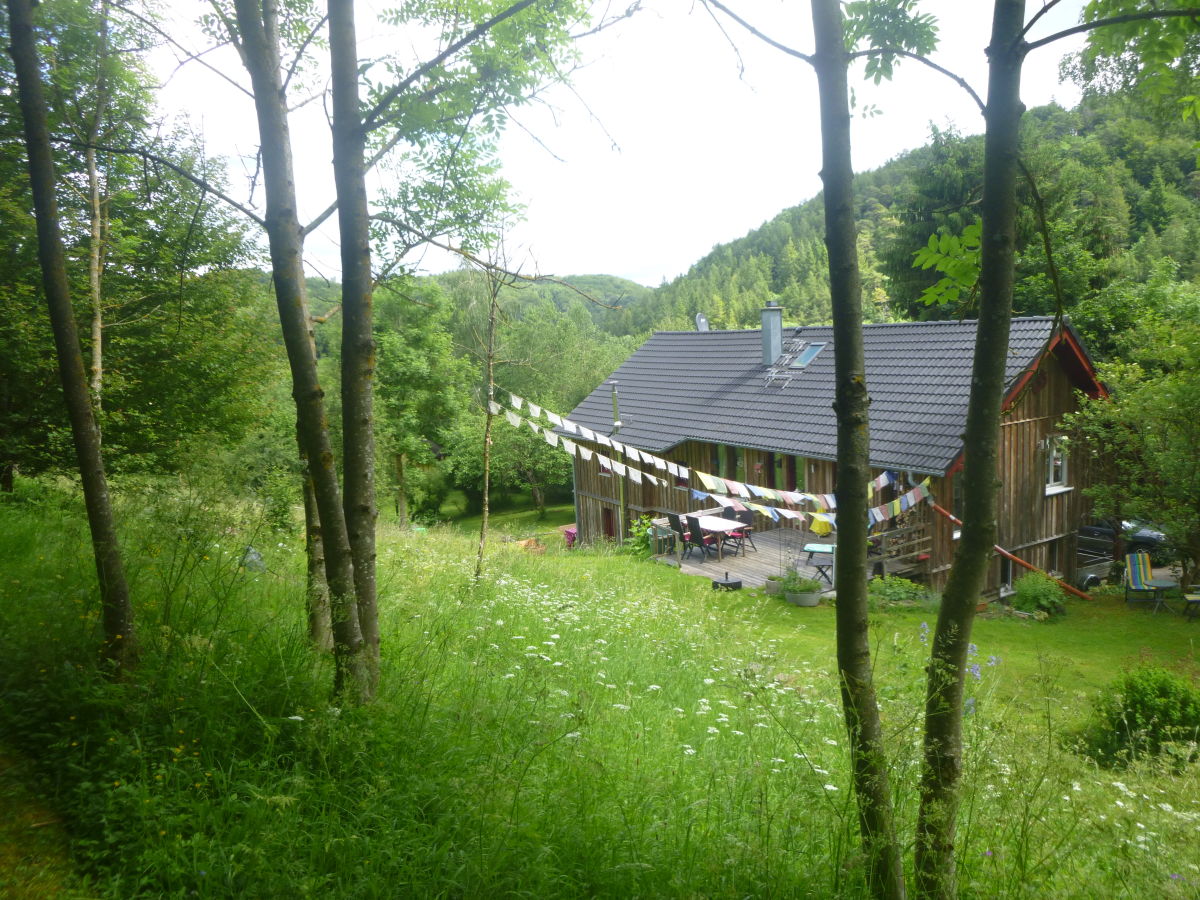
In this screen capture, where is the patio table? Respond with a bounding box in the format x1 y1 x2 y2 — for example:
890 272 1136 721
802 542 836 584
693 515 744 560
1146 577 1179 614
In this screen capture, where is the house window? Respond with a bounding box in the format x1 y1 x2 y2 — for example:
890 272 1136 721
599 458 612 477
1045 435 1071 495
710 445 721 477
789 342 827 368
1047 539 1060 575
725 445 739 481
764 453 777 489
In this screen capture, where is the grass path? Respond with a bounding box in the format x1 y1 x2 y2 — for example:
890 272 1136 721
0 748 79 898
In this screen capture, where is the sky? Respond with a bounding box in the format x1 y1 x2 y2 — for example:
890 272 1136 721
156 1 1089 288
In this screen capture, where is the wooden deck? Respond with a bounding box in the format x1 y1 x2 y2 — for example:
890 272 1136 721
656 525 838 589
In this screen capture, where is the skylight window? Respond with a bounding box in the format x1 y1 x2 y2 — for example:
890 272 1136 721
790 342 827 369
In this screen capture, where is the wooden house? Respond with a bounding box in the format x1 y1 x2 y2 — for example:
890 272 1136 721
563 307 1105 595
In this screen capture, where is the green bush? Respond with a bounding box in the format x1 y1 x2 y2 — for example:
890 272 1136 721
779 572 822 594
1009 571 1066 617
867 575 927 609
620 514 656 558
1076 666 1200 766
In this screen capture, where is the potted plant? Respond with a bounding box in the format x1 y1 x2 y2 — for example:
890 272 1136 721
764 574 784 595
780 572 823 606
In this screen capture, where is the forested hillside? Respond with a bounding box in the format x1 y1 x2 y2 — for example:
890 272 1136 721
614 92 1200 340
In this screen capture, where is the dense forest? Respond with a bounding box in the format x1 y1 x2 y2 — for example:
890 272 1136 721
5 87 1200 521
606 91 1200 342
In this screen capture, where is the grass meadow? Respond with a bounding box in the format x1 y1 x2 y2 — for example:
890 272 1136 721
2 480 1200 898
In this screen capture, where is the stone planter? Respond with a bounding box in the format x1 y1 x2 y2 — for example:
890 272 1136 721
785 591 821 607
764 578 783 596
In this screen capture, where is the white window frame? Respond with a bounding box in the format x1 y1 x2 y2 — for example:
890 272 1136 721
1044 435 1072 496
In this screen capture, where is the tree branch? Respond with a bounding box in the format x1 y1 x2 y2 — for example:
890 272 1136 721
849 47 985 113
1017 157 1065 325
111 1 255 99
1019 0 1064 43
66 136 266 227
282 13 328 94
1025 8 1200 56
362 0 542 134
570 0 641 40
372 212 620 309
702 0 813 63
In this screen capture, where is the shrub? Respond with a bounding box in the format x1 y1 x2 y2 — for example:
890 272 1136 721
620 515 656 558
779 572 822 594
1009 571 1066 617
867 575 927 609
1076 666 1200 766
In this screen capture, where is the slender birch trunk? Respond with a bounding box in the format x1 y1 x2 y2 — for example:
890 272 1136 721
230 0 368 701
302 457 334 652
329 0 380 696
474 273 500 581
394 453 409 528
85 0 111 417
810 3 905 897
7 0 135 670
915 3 1026 896
87 143 104 414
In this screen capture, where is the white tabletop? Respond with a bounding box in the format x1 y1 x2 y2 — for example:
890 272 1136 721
692 515 743 533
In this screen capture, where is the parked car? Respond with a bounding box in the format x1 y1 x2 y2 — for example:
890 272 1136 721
1078 519 1171 561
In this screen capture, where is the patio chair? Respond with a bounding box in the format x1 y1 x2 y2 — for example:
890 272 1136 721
734 510 758 552
718 507 745 556
683 515 717 560
1184 586 1200 621
1124 551 1156 606
666 512 689 545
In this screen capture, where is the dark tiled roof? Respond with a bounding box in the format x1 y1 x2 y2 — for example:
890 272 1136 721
566 317 1065 475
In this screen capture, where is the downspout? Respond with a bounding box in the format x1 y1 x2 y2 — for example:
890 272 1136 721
931 502 1090 601
610 380 626 542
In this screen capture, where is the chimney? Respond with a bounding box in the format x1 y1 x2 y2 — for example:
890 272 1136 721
761 302 782 365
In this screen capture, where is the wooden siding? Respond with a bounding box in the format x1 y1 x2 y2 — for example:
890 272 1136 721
573 347 1090 597
928 352 1090 595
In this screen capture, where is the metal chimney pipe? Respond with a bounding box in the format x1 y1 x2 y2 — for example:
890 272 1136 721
762 302 783 365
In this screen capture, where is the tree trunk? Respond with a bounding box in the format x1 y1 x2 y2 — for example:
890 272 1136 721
302 459 334 652
811 2 905 897
87 143 104 416
329 0 379 696
230 0 368 702
85 0 110 418
1 463 13 493
394 452 409 528
915 3 1026 897
7 0 135 671
475 278 500 581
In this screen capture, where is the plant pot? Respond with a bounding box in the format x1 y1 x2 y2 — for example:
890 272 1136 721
785 591 821 607
764 579 782 595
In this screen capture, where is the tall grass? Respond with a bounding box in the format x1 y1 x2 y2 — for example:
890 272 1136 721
2 481 1200 897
